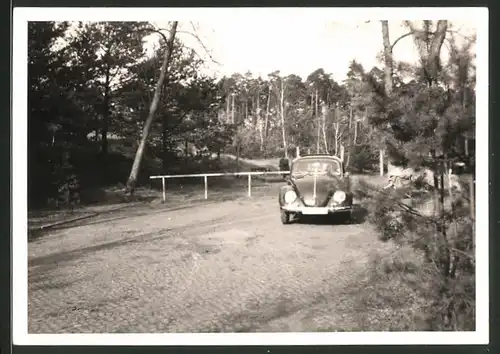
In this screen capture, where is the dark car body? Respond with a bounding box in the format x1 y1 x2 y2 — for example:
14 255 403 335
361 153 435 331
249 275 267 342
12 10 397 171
278 155 354 224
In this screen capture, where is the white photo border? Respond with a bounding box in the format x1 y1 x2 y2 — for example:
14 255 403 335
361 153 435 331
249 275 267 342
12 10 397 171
12 6 489 346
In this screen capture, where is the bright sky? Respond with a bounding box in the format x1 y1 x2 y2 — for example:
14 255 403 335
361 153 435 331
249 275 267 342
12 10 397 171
150 18 477 82
35 8 479 83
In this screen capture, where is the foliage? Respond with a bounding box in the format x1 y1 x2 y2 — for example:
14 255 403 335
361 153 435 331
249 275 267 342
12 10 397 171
354 20 476 330
28 21 232 208
358 178 475 330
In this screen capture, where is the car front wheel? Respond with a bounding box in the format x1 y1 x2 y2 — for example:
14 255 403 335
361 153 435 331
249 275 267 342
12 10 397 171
280 210 291 225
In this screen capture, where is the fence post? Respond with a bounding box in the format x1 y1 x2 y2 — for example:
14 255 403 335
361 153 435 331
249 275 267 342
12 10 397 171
204 175 208 199
248 174 252 197
162 177 166 203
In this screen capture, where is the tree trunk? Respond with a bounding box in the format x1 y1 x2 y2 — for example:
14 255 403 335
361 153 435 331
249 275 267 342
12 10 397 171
406 21 447 86
236 137 241 175
160 81 171 172
428 20 448 84
439 167 451 277
125 21 178 195
380 20 394 177
251 96 256 125
231 93 235 124
322 125 329 153
354 120 358 144
345 104 353 168
381 20 393 95
257 89 264 151
280 79 288 158
379 150 384 176
264 84 271 138
334 123 340 156
316 89 320 154
226 94 230 123
463 85 469 157
322 103 329 153
100 67 111 162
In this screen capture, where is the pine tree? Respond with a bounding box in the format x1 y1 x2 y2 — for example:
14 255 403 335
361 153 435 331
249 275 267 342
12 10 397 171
357 21 476 330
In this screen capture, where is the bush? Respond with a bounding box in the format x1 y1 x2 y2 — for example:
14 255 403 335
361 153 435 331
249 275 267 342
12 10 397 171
348 144 379 173
356 178 475 331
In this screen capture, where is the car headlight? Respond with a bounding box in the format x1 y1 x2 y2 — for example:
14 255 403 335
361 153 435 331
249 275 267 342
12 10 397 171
332 190 346 203
284 190 297 204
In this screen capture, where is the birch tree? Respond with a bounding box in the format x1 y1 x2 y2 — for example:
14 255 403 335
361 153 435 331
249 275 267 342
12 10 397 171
125 21 178 195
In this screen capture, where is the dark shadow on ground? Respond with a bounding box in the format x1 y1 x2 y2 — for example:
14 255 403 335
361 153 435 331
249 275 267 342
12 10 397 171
27 200 220 243
291 204 368 225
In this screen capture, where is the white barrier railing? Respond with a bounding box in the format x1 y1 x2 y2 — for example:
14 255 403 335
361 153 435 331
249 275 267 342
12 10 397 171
150 171 291 202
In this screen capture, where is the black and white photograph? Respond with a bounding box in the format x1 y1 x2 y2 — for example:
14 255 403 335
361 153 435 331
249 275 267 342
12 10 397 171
12 7 488 346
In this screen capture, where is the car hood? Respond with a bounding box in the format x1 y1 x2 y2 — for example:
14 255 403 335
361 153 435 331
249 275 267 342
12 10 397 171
291 174 346 207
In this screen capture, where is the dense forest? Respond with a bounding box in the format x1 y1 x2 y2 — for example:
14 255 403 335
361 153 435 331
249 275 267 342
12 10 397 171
28 20 477 331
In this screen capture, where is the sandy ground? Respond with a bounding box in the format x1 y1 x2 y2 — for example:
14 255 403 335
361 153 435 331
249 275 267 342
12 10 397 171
27 180 394 333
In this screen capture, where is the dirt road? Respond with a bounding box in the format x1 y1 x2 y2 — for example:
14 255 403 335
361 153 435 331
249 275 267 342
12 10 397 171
28 194 388 333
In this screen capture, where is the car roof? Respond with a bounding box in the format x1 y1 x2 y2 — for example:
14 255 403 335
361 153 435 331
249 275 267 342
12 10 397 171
292 154 343 164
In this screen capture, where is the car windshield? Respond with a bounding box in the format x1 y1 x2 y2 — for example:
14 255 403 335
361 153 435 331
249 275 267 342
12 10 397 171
291 159 341 177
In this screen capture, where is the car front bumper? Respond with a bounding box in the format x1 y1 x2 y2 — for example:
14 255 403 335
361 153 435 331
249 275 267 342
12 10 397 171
281 204 353 215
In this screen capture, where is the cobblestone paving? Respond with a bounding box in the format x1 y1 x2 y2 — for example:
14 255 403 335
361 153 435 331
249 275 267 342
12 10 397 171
28 196 382 333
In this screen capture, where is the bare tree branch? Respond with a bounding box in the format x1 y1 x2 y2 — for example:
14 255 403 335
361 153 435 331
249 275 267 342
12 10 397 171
189 22 221 65
156 24 221 66
446 30 477 43
390 32 413 52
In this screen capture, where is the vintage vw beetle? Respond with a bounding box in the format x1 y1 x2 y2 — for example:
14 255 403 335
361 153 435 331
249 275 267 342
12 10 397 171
278 154 354 224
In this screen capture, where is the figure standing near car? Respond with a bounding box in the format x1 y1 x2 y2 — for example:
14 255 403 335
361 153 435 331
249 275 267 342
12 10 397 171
279 156 290 179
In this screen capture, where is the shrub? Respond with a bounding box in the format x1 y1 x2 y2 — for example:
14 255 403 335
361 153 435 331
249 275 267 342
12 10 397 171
356 178 475 331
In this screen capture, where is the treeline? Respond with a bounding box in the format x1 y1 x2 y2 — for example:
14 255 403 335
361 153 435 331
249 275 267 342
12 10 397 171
28 21 475 206
218 65 384 172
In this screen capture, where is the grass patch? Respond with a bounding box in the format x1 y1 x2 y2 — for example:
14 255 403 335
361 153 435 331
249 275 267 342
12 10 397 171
329 245 434 331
